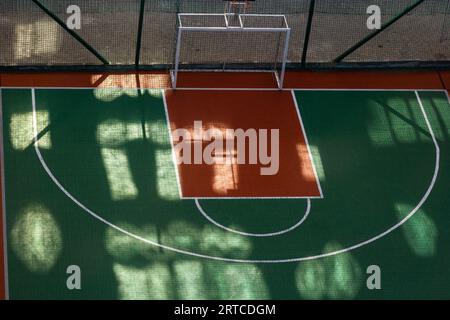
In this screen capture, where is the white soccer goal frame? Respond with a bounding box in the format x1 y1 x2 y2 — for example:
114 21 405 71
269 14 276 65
171 13 291 89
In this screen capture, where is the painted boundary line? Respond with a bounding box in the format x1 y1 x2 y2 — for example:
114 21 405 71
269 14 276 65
445 90 450 105
161 89 184 200
291 90 323 198
0 89 9 299
195 198 311 237
184 196 321 199
30 87 441 263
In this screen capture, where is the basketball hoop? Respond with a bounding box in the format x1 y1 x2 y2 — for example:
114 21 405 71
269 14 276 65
224 0 253 27
225 0 252 14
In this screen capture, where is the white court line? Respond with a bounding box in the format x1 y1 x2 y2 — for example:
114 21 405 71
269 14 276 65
291 90 324 198
444 89 450 104
30 88 441 263
161 89 183 200
1 86 448 92
0 90 10 299
195 198 311 237
290 88 447 92
169 88 449 92
184 196 322 199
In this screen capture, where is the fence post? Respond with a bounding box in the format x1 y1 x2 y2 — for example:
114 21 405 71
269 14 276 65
301 0 316 67
31 0 109 65
135 0 146 69
333 0 426 62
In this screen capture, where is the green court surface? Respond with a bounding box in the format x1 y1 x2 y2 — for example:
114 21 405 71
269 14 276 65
1 88 449 299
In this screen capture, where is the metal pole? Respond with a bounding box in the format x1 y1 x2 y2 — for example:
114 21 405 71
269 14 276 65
279 28 291 89
31 0 109 65
301 0 316 67
272 17 285 72
173 27 183 89
334 0 426 62
135 0 146 69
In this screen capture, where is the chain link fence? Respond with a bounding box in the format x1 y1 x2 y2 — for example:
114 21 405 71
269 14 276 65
0 0 449 69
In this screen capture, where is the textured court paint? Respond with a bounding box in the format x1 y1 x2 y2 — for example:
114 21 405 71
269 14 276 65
175 72 278 89
285 71 444 89
0 71 446 90
1 88 450 299
164 90 321 198
2 88 173 299
295 90 450 299
1 72 171 89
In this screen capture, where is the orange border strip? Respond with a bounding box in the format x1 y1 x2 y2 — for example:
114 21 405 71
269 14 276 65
0 70 447 90
0 69 447 299
285 70 444 89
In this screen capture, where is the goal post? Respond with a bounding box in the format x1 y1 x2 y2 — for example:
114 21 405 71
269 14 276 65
171 4 291 89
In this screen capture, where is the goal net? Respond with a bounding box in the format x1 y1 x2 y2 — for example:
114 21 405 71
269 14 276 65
171 3 291 89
